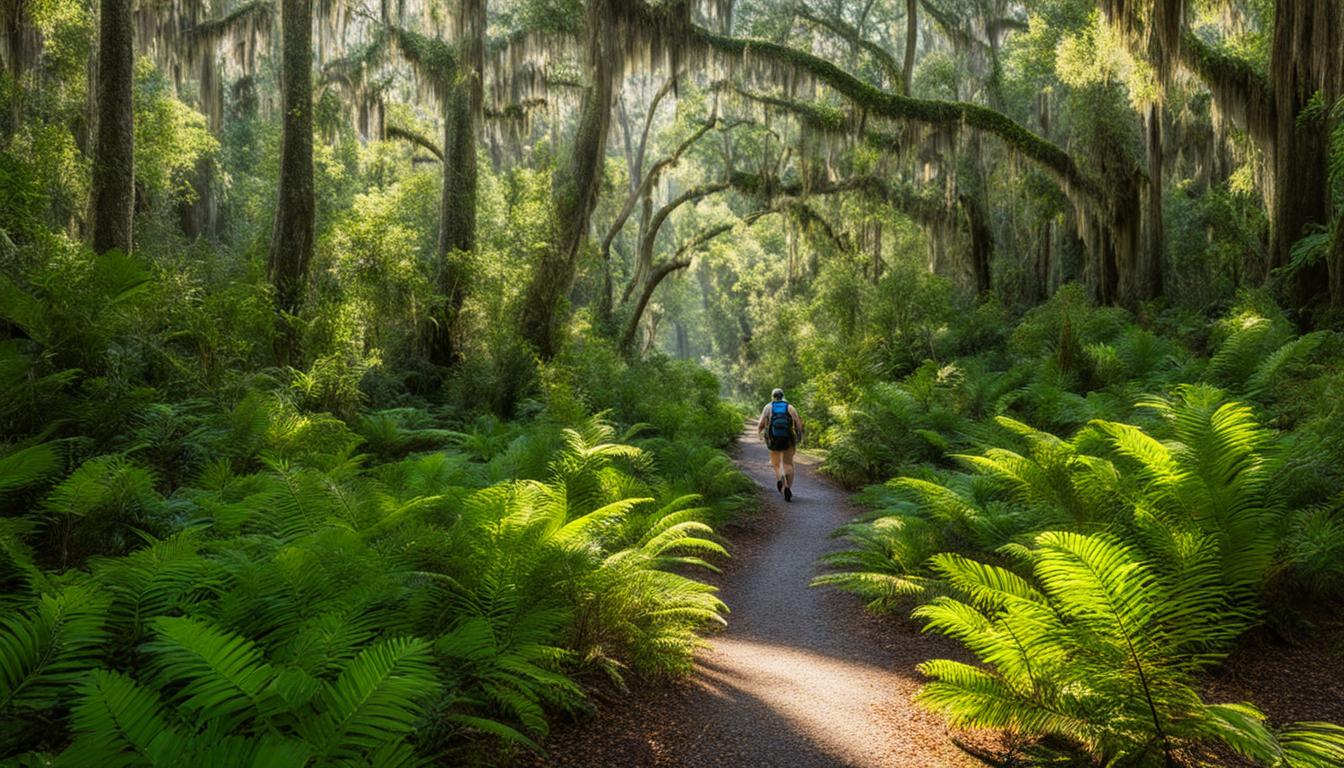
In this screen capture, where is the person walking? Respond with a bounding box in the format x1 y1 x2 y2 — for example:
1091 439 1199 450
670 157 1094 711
757 388 804 501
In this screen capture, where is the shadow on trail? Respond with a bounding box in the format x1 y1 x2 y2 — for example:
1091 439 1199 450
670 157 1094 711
538 427 976 768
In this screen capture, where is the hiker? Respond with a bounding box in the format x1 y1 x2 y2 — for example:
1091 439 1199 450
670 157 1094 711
757 388 804 501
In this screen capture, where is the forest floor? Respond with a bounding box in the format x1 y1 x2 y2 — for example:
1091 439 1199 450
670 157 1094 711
534 427 986 767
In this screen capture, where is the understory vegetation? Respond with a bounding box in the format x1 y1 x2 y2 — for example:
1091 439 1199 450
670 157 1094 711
0 289 747 764
4 0 1344 765
811 288 1344 765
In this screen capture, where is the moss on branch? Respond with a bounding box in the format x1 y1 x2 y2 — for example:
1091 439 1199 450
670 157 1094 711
187 0 274 42
693 27 1102 204
388 24 457 86
385 124 443 160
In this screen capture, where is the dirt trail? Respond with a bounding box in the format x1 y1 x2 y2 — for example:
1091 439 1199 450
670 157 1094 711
539 428 980 768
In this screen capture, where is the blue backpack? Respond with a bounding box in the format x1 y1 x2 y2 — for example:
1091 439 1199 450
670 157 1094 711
768 401 792 440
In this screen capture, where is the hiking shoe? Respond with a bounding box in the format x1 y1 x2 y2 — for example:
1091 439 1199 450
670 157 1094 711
776 479 784 493
784 487 793 502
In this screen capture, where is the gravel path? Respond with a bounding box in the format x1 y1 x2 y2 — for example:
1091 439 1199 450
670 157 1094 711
537 429 981 768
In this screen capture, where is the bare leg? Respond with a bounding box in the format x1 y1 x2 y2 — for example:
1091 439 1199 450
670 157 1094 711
769 450 783 482
782 446 796 489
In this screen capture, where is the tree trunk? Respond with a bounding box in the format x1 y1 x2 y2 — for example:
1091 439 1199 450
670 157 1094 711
871 221 884 283
426 0 483 367
90 0 134 255
961 192 992 295
902 0 916 96
1267 0 1338 312
518 0 615 359
1141 101 1165 301
1156 2 1342 310
1330 219 1344 307
267 0 314 364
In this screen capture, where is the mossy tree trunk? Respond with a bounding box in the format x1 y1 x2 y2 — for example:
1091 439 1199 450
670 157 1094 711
961 191 992 295
1266 0 1339 310
1141 101 1165 301
267 0 314 365
90 0 134 255
518 0 615 359
426 0 483 367
1109 1 1342 311
902 0 916 96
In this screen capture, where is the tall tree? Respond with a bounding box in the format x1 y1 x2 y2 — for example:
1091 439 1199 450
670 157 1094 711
427 2 484 367
1103 0 1344 310
89 0 134 255
517 0 617 359
267 0 315 363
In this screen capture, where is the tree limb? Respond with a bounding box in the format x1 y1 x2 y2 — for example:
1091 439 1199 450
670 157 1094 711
794 4 903 90
692 26 1103 205
385 124 443 160
603 117 718 261
622 178 732 304
619 222 737 351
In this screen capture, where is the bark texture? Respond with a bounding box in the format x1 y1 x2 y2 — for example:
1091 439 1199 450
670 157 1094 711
90 0 135 255
519 0 615 359
902 0 917 97
427 0 483 367
266 0 314 362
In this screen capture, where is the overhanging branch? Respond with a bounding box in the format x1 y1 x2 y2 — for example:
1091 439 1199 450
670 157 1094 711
691 27 1102 205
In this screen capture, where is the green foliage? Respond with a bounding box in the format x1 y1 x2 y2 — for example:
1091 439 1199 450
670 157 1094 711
1 370 743 762
915 532 1344 766
809 288 1344 763
132 59 220 210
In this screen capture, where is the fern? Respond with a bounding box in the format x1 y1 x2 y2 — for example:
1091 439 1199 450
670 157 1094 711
0 586 109 713
914 530 1282 764
58 669 180 767
142 616 280 728
91 534 217 647
0 442 59 497
304 636 440 763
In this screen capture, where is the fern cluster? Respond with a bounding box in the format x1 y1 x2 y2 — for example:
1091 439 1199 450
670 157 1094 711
816 291 1344 765
1 352 746 764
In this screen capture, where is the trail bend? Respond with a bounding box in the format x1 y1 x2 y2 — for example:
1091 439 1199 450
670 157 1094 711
539 427 980 768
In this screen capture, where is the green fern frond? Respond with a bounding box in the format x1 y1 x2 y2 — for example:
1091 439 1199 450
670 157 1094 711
306 636 440 763
0 585 109 713
142 616 278 727
0 443 59 497
58 669 178 767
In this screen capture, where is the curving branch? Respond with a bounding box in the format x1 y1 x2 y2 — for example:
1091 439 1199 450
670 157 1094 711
622 178 732 304
919 0 982 54
603 117 719 262
632 75 680 187
793 4 903 90
385 124 443 161
776 197 853 253
619 221 737 351
692 27 1102 205
1178 30 1272 141
186 0 274 43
